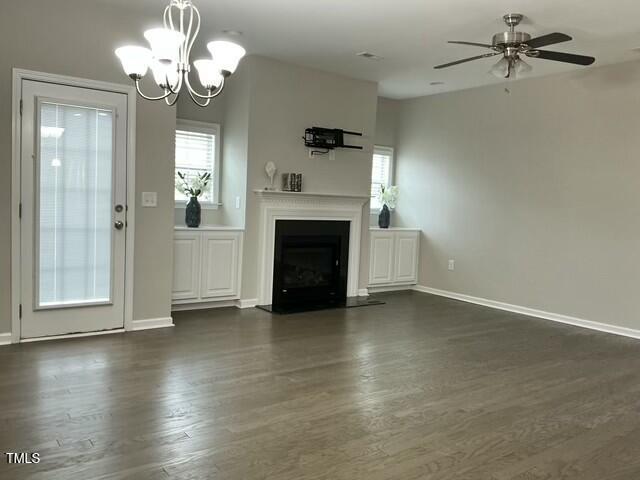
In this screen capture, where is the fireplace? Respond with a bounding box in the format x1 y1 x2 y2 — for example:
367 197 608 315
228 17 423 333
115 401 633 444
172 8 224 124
271 220 349 313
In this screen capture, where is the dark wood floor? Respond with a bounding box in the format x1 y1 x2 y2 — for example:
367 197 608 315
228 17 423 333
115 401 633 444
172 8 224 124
2 291 640 479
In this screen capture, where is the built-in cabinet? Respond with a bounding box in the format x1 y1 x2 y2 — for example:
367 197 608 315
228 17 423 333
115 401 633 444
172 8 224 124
368 228 420 288
172 228 243 305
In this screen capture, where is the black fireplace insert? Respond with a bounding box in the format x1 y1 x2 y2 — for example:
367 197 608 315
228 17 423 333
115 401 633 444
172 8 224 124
271 220 349 313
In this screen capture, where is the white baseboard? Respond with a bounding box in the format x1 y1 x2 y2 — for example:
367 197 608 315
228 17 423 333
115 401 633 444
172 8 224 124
131 317 174 331
413 285 640 340
357 288 369 297
171 298 258 312
368 284 415 294
236 298 258 309
172 300 237 312
0 332 13 345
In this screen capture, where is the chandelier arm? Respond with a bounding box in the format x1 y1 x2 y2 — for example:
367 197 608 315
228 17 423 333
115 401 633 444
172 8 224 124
186 4 200 61
182 5 193 62
164 70 184 96
164 4 174 31
165 92 180 107
184 72 225 99
135 79 173 101
186 88 212 108
179 6 185 60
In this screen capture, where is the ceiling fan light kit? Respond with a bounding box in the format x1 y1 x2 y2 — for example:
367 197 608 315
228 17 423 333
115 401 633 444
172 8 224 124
435 13 595 80
114 0 246 107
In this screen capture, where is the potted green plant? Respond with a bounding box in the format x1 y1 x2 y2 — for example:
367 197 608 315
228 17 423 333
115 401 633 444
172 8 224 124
175 171 211 228
377 185 398 229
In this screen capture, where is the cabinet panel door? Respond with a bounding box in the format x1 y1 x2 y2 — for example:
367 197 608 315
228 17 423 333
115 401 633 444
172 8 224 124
394 233 419 284
172 233 201 301
369 232 395 285
200 233 239 299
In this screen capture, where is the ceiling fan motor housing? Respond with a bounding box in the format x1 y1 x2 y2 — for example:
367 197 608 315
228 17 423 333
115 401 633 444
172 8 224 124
492 31 531 48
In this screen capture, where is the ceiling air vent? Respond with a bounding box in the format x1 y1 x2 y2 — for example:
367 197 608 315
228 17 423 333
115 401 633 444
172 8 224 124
357 51 383 61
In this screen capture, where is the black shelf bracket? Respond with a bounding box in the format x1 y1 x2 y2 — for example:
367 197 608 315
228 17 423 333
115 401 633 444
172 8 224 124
303 127 363 154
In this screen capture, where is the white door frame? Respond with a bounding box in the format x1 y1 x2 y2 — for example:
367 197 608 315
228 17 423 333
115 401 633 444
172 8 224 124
11 69 137 343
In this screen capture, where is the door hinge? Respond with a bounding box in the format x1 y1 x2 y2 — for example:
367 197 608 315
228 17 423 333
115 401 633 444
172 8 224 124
18 203 22 219
19 304 22 318
19 99 23 116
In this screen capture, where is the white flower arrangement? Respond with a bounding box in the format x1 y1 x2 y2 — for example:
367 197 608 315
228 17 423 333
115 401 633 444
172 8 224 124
378 185 399 209
175 171 211 198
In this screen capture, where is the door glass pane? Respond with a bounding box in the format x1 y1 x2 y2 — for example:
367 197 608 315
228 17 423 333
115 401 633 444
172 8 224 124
37 102 113 308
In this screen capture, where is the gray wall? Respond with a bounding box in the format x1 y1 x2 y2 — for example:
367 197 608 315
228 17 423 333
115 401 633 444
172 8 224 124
241 56 378 300
0 0 176 331
375 97 401 149
219 60 251 228
393 60 640 330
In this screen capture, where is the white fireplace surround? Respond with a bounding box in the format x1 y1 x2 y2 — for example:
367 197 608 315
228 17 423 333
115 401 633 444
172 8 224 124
254 190 369 306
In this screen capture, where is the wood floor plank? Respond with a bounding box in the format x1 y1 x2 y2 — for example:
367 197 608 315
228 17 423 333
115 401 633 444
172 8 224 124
1 291 640 479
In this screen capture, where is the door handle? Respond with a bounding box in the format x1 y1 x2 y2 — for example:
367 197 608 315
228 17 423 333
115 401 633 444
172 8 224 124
114 220 124 230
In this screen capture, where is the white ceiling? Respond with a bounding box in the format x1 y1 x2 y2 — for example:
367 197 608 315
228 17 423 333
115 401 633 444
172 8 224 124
107 0 640 99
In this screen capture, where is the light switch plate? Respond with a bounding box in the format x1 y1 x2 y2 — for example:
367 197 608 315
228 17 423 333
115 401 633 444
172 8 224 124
141 192 158 207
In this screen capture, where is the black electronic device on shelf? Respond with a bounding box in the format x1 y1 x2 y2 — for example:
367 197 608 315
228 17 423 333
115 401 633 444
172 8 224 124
304 127 363 151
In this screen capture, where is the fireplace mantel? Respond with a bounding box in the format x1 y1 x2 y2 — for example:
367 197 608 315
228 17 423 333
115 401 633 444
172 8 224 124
253 189 369 203
254 189 368 305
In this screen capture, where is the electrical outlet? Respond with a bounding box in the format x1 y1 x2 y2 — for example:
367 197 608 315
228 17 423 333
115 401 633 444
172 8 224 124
141 192 157 207
235 196 240 209
448 259 455 271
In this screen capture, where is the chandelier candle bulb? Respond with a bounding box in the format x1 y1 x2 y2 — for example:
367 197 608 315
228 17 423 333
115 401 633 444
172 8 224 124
113 0 246 107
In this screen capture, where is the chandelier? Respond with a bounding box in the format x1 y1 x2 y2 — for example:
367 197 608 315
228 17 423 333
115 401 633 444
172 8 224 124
114 0 245 107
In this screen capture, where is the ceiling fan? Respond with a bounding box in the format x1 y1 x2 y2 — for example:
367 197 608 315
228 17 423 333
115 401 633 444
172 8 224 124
434 14 595 78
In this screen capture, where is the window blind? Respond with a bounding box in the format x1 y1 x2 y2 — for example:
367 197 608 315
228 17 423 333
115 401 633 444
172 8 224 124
370 148 393 210
175 129 216 203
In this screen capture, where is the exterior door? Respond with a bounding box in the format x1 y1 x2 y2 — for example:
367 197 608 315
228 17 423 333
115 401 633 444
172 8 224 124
20 80 128 338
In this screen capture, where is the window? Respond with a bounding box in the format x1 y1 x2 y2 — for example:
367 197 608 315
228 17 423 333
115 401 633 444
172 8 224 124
174 120 220 207
370 146 394 210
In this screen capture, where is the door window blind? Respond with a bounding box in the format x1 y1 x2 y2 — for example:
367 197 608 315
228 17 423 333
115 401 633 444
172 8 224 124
38 102 113 306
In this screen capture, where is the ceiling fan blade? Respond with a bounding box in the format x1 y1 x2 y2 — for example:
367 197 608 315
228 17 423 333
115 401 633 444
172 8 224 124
434 52 499 69
528 50 595 65
448 41 494 49
525 32 572 49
